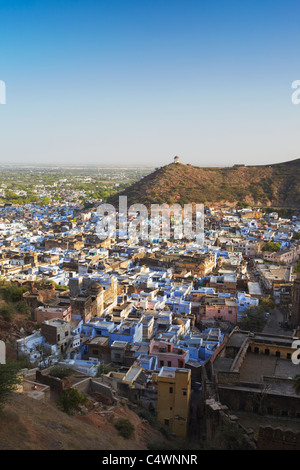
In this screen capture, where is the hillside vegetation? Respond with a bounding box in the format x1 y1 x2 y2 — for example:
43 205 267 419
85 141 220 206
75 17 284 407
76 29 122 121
0 393 179 450
109 158 300 208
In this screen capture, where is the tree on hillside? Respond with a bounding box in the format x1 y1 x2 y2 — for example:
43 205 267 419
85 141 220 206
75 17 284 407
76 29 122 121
0 304 14 321
0 361 22 412
114 418 135 439
1 284 28 303
57 388 88 415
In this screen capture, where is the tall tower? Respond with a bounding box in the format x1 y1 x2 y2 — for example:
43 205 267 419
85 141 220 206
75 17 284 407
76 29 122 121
174 156 180 164
291 277 300 327
157 367 191 439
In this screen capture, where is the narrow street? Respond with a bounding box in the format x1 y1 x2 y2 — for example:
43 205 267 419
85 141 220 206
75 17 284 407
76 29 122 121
188 387 205 446
262 307 294 336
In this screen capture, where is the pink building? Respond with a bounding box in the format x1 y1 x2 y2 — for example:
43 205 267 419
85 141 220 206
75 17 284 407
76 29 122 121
34 305 72 323
149 339 188 369
197 300 238 323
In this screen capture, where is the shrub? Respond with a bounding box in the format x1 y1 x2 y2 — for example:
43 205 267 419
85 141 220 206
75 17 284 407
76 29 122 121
114 418 135 439
0 304 14 321
57 388 88 415
1 285 27 303
96 363 117 376
0 360 23 412
49 366 76 379
138 409 157 427
15 301 30 315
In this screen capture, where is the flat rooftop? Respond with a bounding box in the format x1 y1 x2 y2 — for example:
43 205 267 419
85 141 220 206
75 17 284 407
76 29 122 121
89 336 109 345
158 366 189 378
247 282 263 296
239 352 300 385
111 340 129 348
124 366 141 383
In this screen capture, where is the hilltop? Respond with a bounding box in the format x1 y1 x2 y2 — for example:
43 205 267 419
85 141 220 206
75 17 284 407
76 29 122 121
109 158 300 208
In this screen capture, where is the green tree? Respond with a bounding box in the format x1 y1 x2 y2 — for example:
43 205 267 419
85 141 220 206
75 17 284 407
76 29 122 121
1 284 27 303
259 296 275 310
49 366 76 379
38 196 51 206
239 306 267 332
0 361 22 412
15 301 30 315
57 388 88 415
262 242 281 252
0 304 14 321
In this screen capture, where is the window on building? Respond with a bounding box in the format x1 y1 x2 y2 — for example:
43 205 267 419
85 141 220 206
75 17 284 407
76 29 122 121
169 387 173 394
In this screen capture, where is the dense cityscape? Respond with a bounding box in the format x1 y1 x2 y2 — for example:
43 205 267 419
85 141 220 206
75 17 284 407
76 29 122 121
1 0 300 457
0 162 299 451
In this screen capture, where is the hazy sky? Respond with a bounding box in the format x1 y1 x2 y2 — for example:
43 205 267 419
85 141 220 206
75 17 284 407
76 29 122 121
0 0 300 167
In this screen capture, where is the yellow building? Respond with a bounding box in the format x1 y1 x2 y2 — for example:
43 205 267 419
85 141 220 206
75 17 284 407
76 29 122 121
157 367 191 439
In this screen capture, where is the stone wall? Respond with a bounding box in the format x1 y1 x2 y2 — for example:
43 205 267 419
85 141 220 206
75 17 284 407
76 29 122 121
73 377 115 405
204 397 255 449
35 369 65 394
257 426 300 450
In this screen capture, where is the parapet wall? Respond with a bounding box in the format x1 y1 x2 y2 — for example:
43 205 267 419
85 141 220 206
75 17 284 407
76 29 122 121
73 377 115 405
257 426 300 450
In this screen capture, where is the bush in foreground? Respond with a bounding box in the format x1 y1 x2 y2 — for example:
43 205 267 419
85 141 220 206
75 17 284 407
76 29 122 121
114 418 135 439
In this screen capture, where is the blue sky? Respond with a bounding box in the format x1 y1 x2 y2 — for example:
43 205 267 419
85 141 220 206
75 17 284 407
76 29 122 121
0 0 300 167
